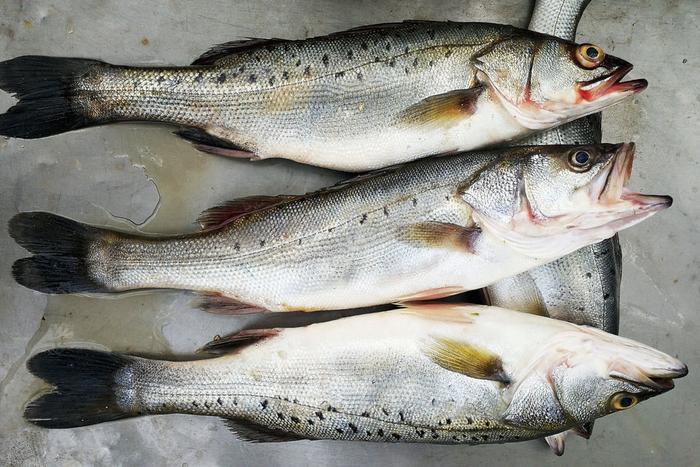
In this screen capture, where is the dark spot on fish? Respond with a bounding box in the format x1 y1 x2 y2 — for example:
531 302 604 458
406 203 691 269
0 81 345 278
157 76 165 83
404 46 410 54
249 74 257 83
404 67 409 74
255 55 261 62
217 73 226 83
416 429 425 438
438 421 443 426
361 411 370 417
260 239 265 247
239 65 246 73
327 227 334 233
348 422 358 433
366 430 372 436
269 76 275 86
412 57 418 67
471 436 479 441
204 401 211 409
282 71 289 80
467 417 473 424
586 272 592 278
361 42 368 50
233 398 238 406
444 49 453 58
446 418 452 425
291 416 300 423
381 408 389 416
283 397 290 402
399 411 405 421
604 293 610 299
298 239 302 245
377 429 385 437
295 59 302 67
412 198 418 206
445 195 450 201
498 434 504 439
385 42 391 51
217 398 223 406
428 30 435 40
481 435 488 440
194 73 203 83
360 214 368 224
429 60 434 67
391 433 401 440
452 435 459 441
514 436 521 440
307 419 314 425
315 411 324 420
336 428 344 434
389 59 396 67
304 65 311 77
261 400 268 409
277 412 285 420
356 72 363 81
234 242 240 251
192 401 199 407
328 406 338 412
283 44 289 52
322 54 329 67
432 433 439 439
335 71 345 79
383 206 389 216
373 38 379 46
483 420 488 426
347 50 353 59
374 56 380 62
578 306 585 311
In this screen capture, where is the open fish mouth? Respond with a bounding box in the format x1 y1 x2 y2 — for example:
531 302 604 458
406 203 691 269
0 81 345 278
610 366 688 393
578 63 648 101
591 142 672 213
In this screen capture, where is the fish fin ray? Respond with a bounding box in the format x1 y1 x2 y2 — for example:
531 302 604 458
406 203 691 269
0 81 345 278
199 328 281 355
544 432 567 456
222 418 309 442
396 87 483 129
197 195 298 230
425 336 510 384
195 293 270 315
328 20 445 37
175 127 256 159
403 221 480 253
191 38 290 66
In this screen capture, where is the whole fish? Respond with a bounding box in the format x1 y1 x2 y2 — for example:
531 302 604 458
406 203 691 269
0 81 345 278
10 143 669 313
24 304 687 445
0 21 647 171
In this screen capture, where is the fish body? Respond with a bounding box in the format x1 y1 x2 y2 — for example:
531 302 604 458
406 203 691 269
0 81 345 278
10 144 668 312
24 304 687 443
0 22 645 171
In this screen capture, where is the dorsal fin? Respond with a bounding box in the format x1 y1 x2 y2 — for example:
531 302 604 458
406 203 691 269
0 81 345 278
222 418 308 443
327 20 444 38
197 195 297 230
424 336 511 384
198 328 281 355
191 38 291 65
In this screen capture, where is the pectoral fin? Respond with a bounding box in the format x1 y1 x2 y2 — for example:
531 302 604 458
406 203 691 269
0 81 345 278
425 336 510 384
403 222 480 253
396 87 483 128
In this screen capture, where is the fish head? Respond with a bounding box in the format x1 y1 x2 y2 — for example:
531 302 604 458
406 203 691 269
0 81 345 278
503 325 687 431
462 143 672 260
474 34 646 129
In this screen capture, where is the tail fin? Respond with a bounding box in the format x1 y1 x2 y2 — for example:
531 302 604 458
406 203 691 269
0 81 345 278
25 348 136 428
0 56 104 138
9 212 109 293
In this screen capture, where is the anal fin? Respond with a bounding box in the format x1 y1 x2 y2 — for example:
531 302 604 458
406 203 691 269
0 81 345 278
397 87 483 129
403 222 481 253
175 127 256 159
198 328 281 354
195 293 269 315
222 418 308 443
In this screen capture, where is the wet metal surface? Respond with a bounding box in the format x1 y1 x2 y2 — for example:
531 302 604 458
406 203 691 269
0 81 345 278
0 1 698 465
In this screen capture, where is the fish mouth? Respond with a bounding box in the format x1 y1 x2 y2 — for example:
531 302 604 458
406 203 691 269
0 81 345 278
578 63 648 101
610 363 688 393
590 142 672 213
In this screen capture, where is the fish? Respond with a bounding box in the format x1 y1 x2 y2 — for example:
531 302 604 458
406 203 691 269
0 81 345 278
9 143 669 313
23 303 687 445
0 21 647 171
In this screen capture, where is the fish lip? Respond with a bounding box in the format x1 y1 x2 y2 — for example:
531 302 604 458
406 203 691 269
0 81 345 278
578 62 647 100
593 143 673 212
610 363 688 392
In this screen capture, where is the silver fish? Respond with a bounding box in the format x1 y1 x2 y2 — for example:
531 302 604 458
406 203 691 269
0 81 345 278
23 304 687 444
10 144 669 313
0 22 646 171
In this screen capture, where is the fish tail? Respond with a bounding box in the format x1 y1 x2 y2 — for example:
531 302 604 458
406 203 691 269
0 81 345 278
0 55 105 138
9 211 113 293
24 348 137 428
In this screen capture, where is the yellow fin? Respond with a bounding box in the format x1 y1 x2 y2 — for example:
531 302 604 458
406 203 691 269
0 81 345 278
426 336 510 384
403 222 480 253
396 87 483 128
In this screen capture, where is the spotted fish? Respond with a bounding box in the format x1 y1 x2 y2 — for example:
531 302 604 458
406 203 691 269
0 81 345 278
0 21 646 171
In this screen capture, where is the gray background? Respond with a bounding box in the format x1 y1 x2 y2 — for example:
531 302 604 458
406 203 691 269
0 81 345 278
0 1 698 465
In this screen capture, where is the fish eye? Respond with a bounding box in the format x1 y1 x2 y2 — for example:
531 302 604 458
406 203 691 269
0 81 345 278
568 150 592 171
610 393 638 411
575 44 605 69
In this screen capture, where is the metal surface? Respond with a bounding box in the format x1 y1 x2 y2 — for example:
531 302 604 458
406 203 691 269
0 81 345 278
0 1 698 465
